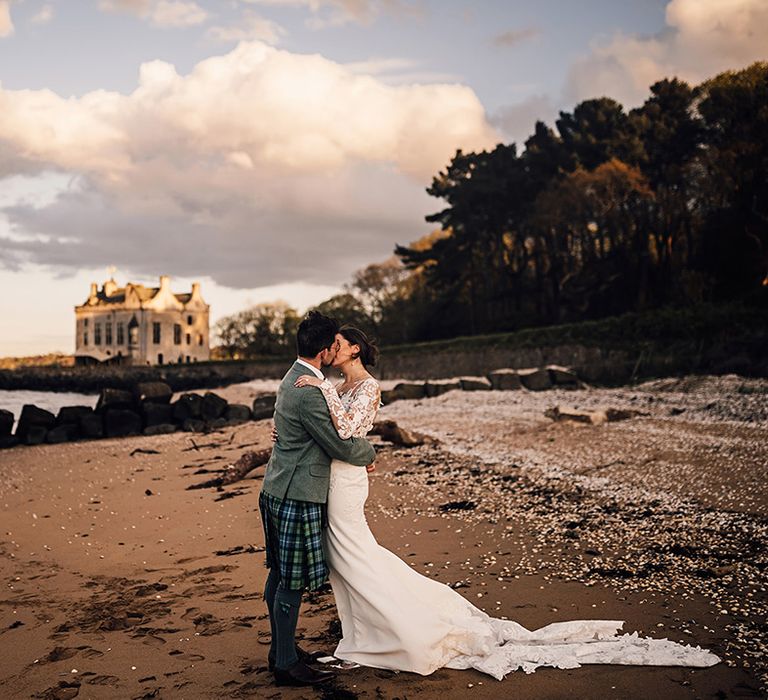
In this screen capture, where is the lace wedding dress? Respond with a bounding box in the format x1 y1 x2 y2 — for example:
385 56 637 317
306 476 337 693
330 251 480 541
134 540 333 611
316 377 720 680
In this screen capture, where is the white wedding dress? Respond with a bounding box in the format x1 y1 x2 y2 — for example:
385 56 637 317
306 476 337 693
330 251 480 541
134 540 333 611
316 378 720 680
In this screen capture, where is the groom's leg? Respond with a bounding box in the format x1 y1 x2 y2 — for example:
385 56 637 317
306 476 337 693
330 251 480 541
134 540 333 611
273 586 303 670
264 568 280 664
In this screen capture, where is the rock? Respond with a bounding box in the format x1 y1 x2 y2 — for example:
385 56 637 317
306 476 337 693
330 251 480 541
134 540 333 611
0 409 13 437
173 393 204 422
547 365 581 387
488 369 522 391
392 382 427 400
225 404 252 423
425 379 461 397
143 402 174 427
439 500 477 512
46 424 79 444
79 413 104 439
252 394 277 421
206 417 228 431
380 389 398 405
201 392 228 421
95 388 134 413
56 405 93 426
545 405 607 425
459 377 492 391
134 381 173 404
182 418 206 432
369 420 437 447
104 409 142 437
15 404 56 441
24 425 48 445
518 368 552 391
143 423 177 436
0 435 19 449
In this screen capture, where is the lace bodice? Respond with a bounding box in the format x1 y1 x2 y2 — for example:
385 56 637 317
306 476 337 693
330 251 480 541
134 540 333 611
318 377 380 439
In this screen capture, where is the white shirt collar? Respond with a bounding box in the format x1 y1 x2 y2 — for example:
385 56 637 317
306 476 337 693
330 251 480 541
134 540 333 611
296 358 325 380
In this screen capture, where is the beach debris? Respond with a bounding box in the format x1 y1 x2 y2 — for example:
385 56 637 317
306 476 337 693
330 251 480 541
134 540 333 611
187 448 271 489
214 545 264 557
439 500 477 512
131 448 161 457
369 420 436 447
544 405 650 425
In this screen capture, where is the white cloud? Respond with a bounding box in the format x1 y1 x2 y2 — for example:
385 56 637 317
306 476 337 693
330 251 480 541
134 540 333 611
0 41 496 288
242 0 421 28
0 0 14 37
207 10 285 44
99 0 208 28
567 0 768 107
31 4 55 24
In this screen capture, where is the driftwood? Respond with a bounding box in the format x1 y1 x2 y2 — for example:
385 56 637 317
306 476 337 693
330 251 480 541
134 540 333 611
369 420 437 447
187 447 271 490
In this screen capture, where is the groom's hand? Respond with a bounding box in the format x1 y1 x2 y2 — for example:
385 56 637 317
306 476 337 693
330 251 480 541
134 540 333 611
366 462 376 473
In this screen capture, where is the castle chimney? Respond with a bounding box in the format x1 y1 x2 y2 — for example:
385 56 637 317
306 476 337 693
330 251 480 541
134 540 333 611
159 275 170 291
90 282 97 297
104 278 117 297
191 282 200 297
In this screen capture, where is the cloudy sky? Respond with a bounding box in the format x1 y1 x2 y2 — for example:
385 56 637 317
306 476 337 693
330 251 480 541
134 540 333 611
0 0 765 356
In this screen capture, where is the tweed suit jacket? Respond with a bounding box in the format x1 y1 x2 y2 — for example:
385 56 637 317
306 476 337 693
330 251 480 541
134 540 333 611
261 360 376 504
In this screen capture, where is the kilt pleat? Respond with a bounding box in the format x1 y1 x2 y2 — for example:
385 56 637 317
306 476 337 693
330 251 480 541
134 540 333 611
259 491 328 591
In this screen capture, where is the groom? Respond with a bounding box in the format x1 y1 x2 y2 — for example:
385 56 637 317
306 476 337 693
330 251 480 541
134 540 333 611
259 310 376 687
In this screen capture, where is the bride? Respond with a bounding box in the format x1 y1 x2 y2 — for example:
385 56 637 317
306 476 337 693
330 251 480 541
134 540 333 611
291 325 720 680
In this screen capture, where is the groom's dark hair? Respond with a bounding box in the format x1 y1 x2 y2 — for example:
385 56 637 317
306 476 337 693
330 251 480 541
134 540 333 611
296 310 339 358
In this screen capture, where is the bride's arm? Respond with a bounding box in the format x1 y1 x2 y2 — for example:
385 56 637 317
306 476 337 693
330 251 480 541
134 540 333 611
295 377 379 439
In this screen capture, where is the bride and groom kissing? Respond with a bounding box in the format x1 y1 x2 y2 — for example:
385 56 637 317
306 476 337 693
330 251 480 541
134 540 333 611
259 311 720 688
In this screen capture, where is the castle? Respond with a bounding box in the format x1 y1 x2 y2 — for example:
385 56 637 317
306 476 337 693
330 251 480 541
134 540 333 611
74 275 210 366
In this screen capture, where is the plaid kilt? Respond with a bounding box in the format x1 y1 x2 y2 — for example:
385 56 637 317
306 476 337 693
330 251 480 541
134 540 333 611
259 491 329 591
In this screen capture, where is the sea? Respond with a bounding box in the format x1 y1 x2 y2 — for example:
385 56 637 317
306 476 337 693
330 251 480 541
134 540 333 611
0 390 98 428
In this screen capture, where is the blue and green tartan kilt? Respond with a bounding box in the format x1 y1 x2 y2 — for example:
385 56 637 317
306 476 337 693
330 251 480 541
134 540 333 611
259 491 329 591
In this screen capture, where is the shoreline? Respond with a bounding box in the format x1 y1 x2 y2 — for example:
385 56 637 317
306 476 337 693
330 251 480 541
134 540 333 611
0 377 765 698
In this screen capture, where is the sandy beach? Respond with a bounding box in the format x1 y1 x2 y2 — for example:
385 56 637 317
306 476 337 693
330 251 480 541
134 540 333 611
1 375 766 699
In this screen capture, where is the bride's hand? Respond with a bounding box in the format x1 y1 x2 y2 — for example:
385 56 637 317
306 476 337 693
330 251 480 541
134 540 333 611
295 375 323 389
270 424 278 443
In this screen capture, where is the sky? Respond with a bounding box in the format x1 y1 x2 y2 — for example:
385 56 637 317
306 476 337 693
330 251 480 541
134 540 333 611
0 0 766 356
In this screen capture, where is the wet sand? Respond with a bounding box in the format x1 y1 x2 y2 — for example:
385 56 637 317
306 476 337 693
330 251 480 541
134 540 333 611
0 375 765 699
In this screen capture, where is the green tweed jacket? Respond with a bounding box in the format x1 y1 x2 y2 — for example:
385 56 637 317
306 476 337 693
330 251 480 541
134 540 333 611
261 361 376 503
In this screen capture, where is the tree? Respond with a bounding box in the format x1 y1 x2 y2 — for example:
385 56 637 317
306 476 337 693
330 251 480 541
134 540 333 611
214 301 299 358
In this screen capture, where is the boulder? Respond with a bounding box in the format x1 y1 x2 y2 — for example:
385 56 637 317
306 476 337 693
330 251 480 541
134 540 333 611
143 423 177 436
0 409 13 437
143 402 174 427
518 368 552 391
252 395 277 421
225 404 252 423
46 424 79 444
201 392 228 421
24 425 48 445
425 379 462 398
182 418 206 433
0 436 19 449
488 369 522 391
56 405 93 426
206 417 228 431
380 389 398 405
104 409 142 437
547 365 581 387
173 393 204 422
134 381 173 404
79 413 104 439
15 404 56 442
96 388 134 413
459 377 492 391
392 382 427 400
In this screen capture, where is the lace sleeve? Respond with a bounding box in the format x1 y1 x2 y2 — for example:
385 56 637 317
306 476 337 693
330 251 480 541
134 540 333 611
318 378 380 439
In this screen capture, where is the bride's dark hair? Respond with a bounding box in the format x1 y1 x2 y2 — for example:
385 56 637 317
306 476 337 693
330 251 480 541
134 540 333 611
339 325 379 368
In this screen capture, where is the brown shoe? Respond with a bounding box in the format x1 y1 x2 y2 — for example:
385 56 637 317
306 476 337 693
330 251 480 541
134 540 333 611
274 660 335 687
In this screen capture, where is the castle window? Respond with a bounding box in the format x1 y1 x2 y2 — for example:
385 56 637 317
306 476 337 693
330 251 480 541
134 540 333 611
186 333 191 345
84 318 89 327
198 334 203 346
117 322 125 345
153 322 161 344
94 323 102 345
187 315 193 325
158 353 164 365
83 330 89 346
174 324 182 345
105 321 113 345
